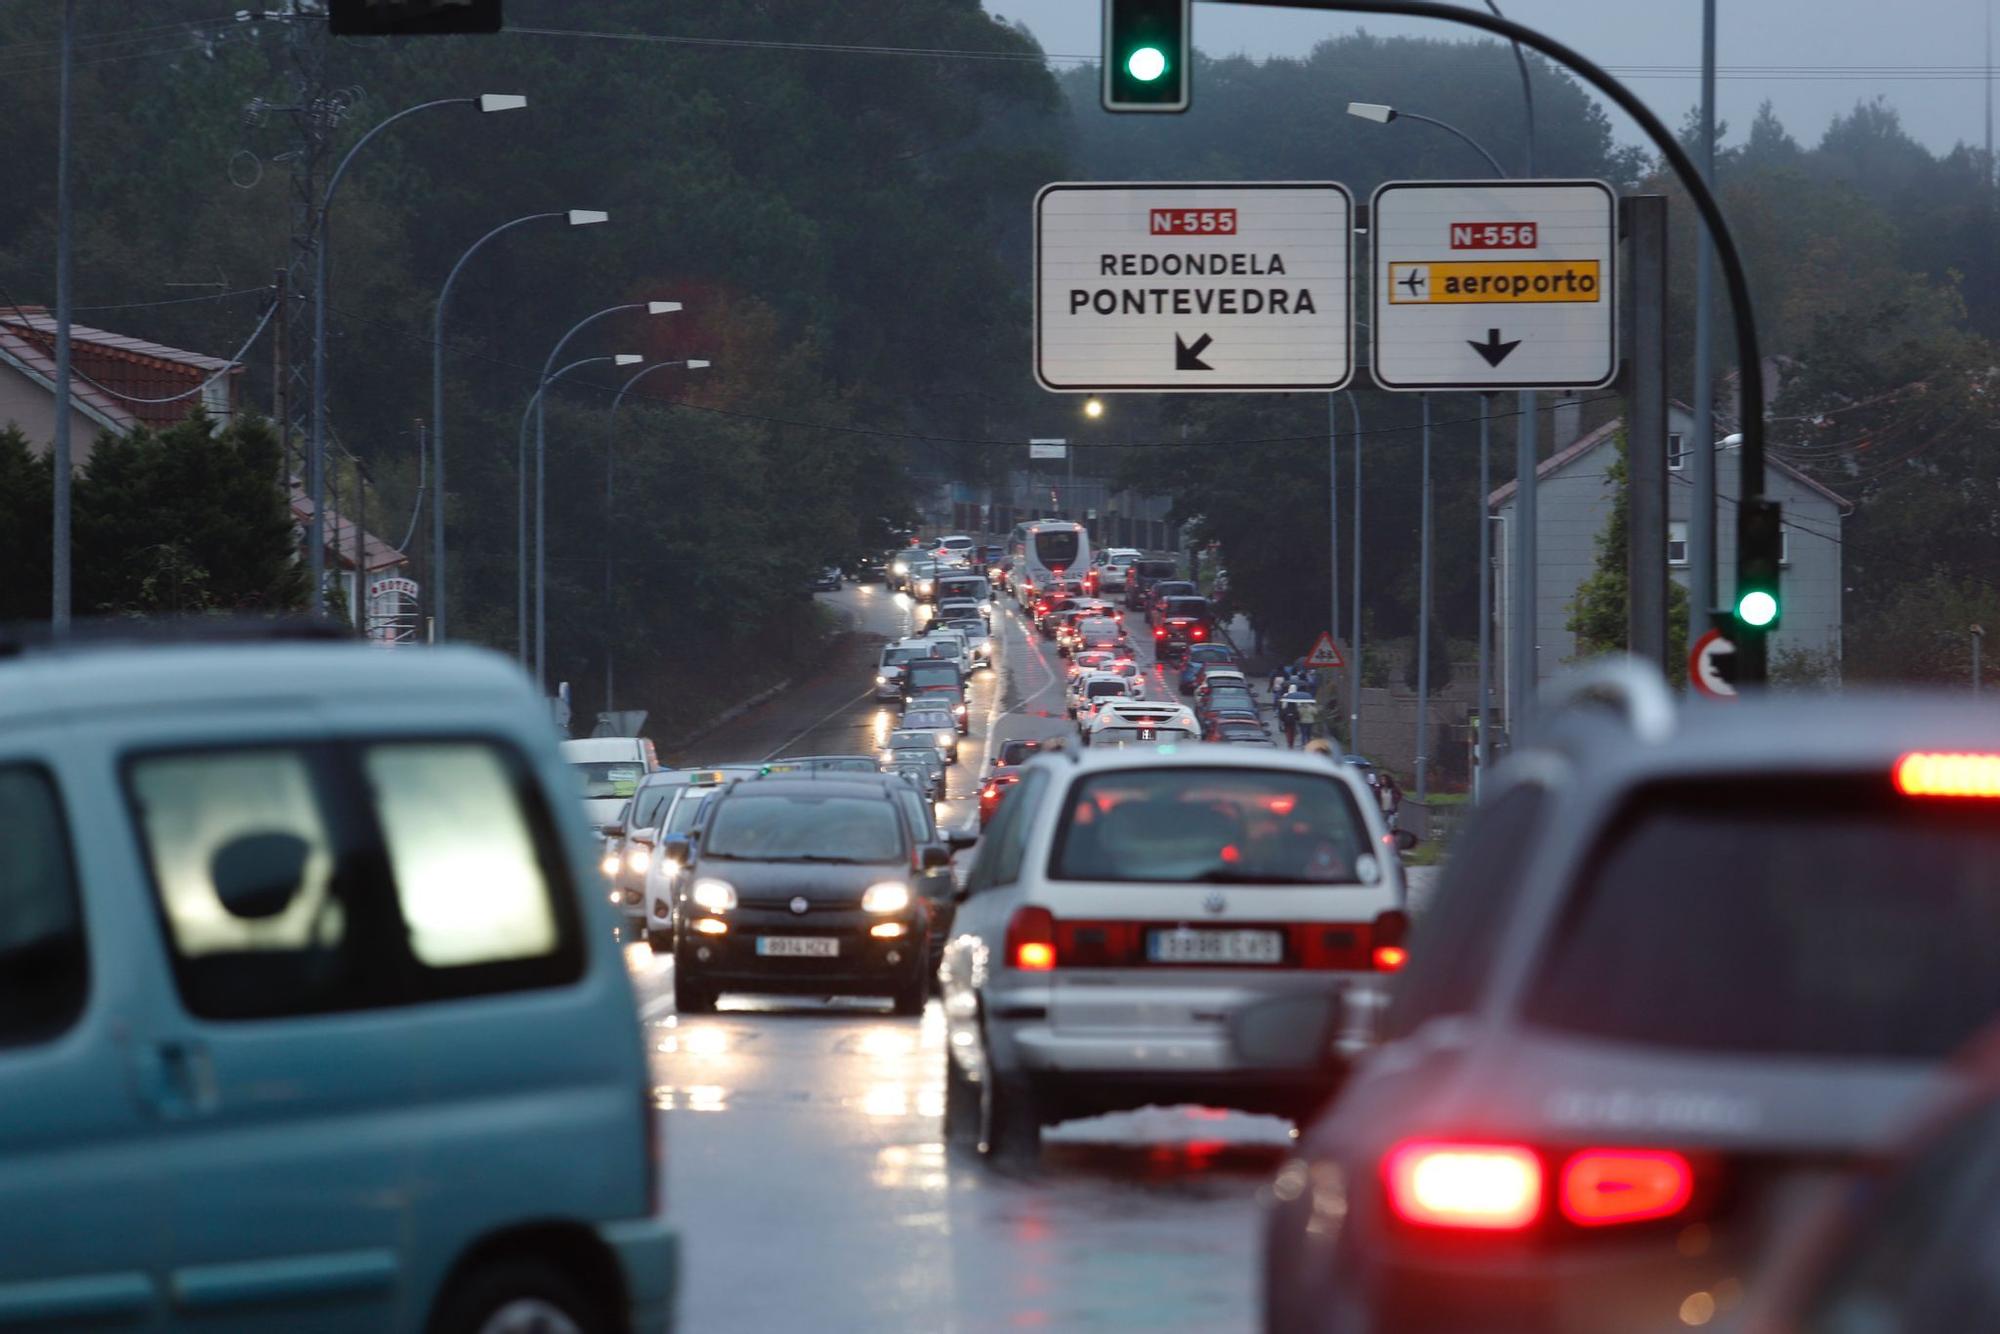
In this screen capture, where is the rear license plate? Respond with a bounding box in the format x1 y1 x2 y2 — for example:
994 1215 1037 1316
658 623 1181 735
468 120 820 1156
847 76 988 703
1147 928 1284 965
756 936 839 958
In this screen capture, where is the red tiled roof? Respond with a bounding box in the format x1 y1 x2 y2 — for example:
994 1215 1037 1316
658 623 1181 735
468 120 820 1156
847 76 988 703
0 306 239 432
289 484 407 574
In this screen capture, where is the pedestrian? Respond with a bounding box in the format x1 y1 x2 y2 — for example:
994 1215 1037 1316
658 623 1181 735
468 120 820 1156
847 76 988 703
1279 694 1300 748
1270 666 1288 700
1296 694 1320 746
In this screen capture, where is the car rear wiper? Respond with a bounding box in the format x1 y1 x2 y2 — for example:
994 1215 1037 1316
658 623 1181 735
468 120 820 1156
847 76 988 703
1190 867 1314 885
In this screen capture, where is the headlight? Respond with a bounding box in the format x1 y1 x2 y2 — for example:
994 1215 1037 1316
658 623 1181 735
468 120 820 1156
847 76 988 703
690 878 737 913
625 847 650 876
954 703 967 716
875 674 888 685
600 852 620 878
861 881 911 914
937 732 955 746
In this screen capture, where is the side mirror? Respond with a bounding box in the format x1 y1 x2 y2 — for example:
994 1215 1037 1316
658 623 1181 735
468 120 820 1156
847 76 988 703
662 834 691 862
945 825 979 852
631 831 655 849
920 844 952 870
1394 828 1419 852
600 821 627 840
210 831 311 921
1227 990 1345 1069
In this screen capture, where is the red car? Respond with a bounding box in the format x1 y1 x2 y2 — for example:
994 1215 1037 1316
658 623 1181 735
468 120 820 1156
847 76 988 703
978 767 1023 825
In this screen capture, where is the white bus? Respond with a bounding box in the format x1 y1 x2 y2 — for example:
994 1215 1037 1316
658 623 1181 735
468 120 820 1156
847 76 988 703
1007 520 1090 601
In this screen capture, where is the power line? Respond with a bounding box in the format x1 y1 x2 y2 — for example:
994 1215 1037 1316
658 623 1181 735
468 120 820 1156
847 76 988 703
0 283 278 407
73 287 268 313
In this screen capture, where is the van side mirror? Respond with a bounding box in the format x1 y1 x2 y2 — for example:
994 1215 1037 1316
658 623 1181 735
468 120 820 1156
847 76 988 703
1394 829 1419 852
600 821 627 840
920 844 952 870
945 825 980 852
662 834 691 862
1227 991 1344 1069
211 831 311 920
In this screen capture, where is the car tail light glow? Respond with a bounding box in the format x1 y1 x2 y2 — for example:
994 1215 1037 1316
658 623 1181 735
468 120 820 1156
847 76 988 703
1192 626 1206 639
1372 944 1408 971
1370 909 1409 973
1005 906 1058 971
1559 1149 1694 1226
1893 751 2000 797
1384 1141 1542 1230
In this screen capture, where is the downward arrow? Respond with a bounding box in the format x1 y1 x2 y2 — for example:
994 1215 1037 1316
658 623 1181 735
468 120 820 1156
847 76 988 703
1175 333 1214 371
1468 328 1521 368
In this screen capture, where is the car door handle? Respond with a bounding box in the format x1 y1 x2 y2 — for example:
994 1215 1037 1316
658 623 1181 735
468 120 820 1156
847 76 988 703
142 1039 218 1119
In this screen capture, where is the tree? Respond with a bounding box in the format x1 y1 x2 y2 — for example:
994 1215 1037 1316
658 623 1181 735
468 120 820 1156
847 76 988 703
0 426 52 623
1565 438 1690 683
1403 615 1454 693
74 413 305 615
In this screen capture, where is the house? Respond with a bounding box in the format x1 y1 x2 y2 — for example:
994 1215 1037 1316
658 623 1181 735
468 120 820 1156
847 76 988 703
0 307 241 461
288 483 415 642
1490 402 1851 683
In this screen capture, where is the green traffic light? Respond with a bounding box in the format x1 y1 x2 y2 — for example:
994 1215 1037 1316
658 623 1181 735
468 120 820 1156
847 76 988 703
1737 589 1779 628
1126 46 1168 82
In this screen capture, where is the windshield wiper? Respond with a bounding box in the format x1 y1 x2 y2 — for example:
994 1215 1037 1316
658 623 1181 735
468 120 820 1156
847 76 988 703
1189 867 1331 885
762 854 872 864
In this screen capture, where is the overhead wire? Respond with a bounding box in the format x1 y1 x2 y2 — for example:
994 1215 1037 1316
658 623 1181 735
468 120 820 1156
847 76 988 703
0 282 279 407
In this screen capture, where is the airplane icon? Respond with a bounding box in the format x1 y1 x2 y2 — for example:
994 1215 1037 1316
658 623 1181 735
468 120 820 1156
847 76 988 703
1399 268 1428 296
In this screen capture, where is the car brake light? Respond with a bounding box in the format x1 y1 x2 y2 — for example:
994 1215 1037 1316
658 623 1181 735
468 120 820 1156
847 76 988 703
1384 1141 1542 1230
1893 751 2000 797
1005 905 1057 971
1154 627 1166 639
1559 1149 1694 1226
1371 909 1409 971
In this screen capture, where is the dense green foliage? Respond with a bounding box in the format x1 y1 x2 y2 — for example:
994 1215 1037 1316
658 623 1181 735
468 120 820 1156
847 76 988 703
1565 438 1690 684
0 7 1995 700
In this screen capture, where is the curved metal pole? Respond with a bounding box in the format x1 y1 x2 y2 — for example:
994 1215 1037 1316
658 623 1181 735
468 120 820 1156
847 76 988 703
519 354 622 670
604 360 694 710
536 304 649 693
1391 110 1507 178
1482 0 1536 174
1216 0 1771 683
432 211 564 642
1344 389 1363 755
309 96 477 614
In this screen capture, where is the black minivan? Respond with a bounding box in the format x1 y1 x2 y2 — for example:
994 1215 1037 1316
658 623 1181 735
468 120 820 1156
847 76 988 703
1124 558 1180 610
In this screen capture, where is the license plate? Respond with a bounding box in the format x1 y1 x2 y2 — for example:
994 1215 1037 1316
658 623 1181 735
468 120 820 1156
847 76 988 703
756 936 839 958
1147 928 1284 965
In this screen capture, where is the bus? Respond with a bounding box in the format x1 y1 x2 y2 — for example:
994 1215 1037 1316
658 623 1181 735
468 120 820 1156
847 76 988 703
1007 520 1090 602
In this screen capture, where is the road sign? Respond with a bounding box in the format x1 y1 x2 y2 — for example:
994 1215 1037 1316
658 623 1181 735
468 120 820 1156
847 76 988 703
1689 629 1738 699
1370 180 1618 391
1036 182 1353 393
1029 439 1069 460
1306 632 1346 669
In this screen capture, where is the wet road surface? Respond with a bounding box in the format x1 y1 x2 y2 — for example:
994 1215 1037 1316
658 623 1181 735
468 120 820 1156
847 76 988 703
639 584 1292 1332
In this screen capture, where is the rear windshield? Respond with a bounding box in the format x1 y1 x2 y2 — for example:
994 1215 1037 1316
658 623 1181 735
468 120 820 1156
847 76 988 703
1136 561 1177 579
907 663 962 688
1164 597 1211 617
1523 778 2000 1059
1095 727 1197 746
1085 679 1127 698
1050 767 1372 885
938 578 989 598
703 794 904 863
572 761 643 799
1079 619 1121 638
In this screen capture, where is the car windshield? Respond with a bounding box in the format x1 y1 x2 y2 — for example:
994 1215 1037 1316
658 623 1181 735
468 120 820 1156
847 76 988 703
701 794 903 863
631 783 679 828
903 711 954 730
572 761 644 800
1524 778 2000 1059
662 789 714 837
1050 768 1372 884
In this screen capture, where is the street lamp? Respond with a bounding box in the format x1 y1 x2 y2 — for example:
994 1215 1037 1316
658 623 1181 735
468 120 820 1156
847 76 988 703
533 302 681 690
308 91 526 614
1345 102 1507 177
601 358 711 710
517 353 643 669
432 208 608 643
1349 100 1508 773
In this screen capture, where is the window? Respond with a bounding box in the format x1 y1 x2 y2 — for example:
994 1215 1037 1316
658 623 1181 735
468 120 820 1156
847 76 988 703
128 738 582 1021
1668 521 1689 566
964 768 1050 894
1048 768 1370 885
702 793 904 863
1523 778 2000 1058
0 767 88 1047
1379 784 1548 1043
1667 432 1685 471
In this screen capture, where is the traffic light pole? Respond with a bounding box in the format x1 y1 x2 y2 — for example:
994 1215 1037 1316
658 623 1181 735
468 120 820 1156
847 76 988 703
1202 0 1774 684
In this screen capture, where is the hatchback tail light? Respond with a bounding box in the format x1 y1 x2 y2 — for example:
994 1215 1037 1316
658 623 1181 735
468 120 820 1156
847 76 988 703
1384 1141 1542 1230
1371 909 1409 971
1559 1149 1694 1226
1004 906 1058 971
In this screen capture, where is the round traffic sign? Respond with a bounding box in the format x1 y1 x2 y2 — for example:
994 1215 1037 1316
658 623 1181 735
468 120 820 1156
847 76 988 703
1689 629 1737 700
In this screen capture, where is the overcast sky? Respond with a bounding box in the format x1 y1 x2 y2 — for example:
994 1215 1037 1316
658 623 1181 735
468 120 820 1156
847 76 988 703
987 0 1995 155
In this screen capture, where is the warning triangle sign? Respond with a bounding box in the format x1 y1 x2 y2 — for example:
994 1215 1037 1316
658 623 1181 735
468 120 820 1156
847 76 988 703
1307 632 1345 668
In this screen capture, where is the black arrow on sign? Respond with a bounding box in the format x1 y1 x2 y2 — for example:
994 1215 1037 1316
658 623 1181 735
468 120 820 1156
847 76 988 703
1175 333 1214 371
1468 328 1521 368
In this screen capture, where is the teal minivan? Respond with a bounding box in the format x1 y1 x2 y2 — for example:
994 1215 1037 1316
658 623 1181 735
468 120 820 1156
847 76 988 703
0 635 675 1332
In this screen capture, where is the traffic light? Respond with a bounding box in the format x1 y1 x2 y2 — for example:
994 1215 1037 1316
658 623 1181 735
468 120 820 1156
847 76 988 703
1103 0 1191 113
1734 499 1783 635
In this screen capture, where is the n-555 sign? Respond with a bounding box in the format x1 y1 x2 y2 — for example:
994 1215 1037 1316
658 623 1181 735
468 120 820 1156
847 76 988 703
1036 182 1353 393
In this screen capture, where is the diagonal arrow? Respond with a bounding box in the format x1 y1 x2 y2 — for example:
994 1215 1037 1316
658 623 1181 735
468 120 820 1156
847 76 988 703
1175 333 1214 372
1468 328 1521 368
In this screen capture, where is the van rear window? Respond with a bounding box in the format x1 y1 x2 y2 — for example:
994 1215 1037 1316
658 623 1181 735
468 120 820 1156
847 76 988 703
1523 777 2000 1059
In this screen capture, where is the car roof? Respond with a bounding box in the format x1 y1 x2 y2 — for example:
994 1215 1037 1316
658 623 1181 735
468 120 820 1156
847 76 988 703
1027 740 1367 781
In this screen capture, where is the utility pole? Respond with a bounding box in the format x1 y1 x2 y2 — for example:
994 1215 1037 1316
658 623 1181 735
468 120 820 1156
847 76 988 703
1415 394 1432 801
1626 196 1670 667
1328 393 1340 680
1476 395 1494 777
51 0 75 634
1691 0 1720 642
271 266 289 482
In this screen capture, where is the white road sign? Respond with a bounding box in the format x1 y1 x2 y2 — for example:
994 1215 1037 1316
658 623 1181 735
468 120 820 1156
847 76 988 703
1028 439 1068 459
1036 182 1353 393
1370 180 1617 391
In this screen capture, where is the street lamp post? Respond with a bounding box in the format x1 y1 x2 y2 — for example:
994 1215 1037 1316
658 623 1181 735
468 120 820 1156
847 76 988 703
603 357 710 710
533 302 681 691
1344 388 1363 755
309 92 526 615
517 353 644 670
431 207 607 642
